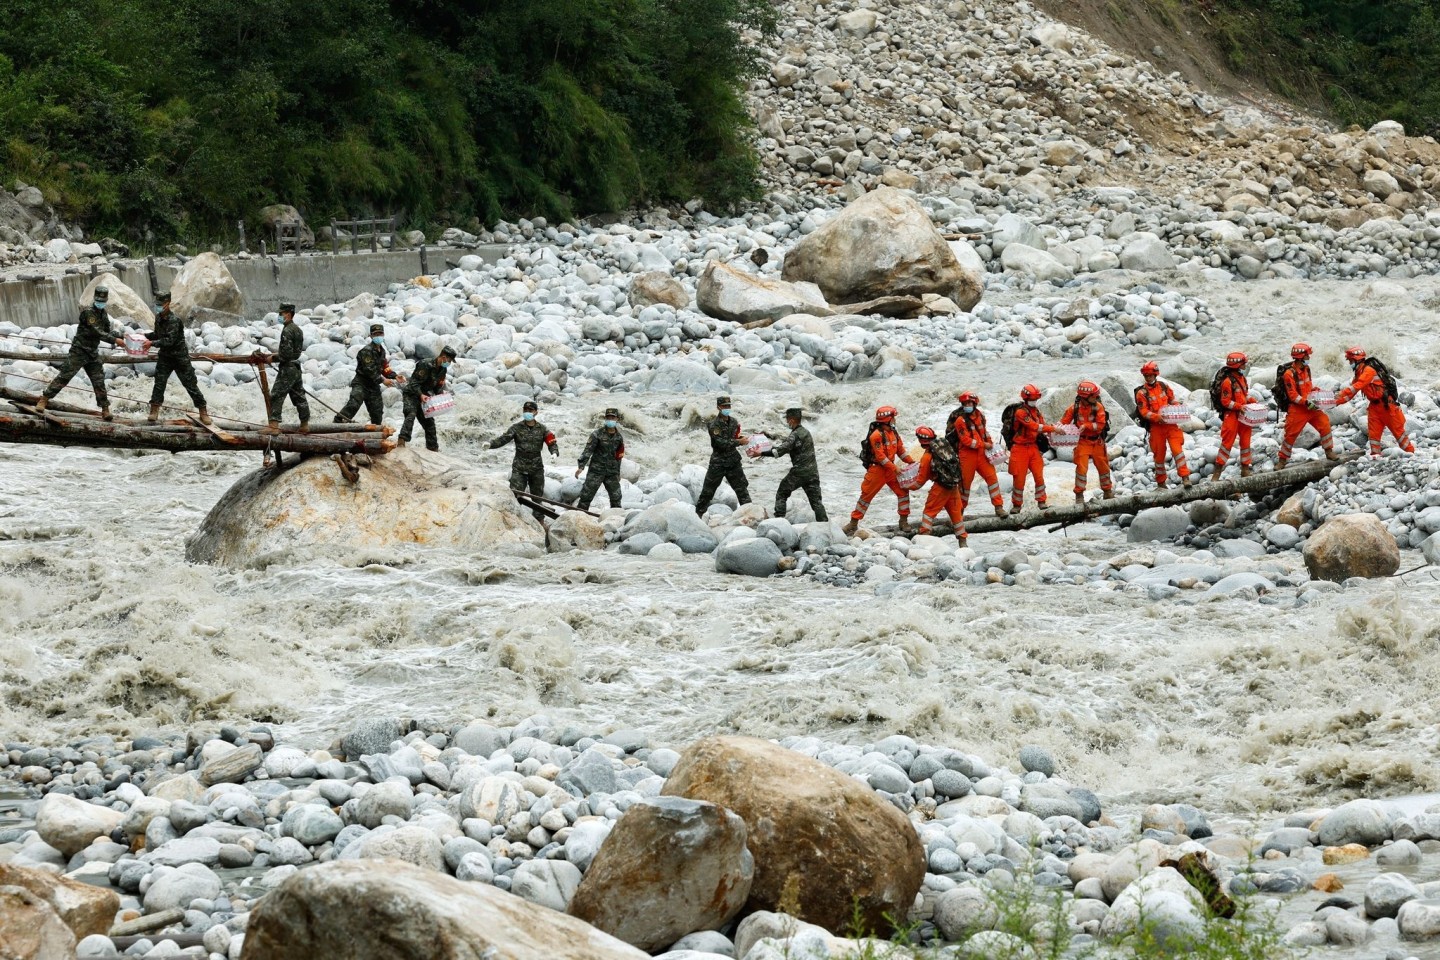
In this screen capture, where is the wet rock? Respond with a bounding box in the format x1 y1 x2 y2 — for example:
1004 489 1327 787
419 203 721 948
199 742 263 786
661 735 926 935
1100 867 1205 945
570 797 752 950
187 448 545 568
244 859 648 959
171 251 245 318
0 863 119 940
35 793 124 858
714 538 782 577
1317 799 1393 847
0 885 75 960
1399 899 1440 939
1365 872 1420 919
143 863 222 912
1128 507 1189 543
1303 514 1400 581
781 188 983 311
933 885 999 941
548 511 607 551
697 261 831 325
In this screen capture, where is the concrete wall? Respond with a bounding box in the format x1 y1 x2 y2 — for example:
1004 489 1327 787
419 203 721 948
0 246 506 329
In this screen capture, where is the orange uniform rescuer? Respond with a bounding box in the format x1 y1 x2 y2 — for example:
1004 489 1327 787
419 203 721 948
1211 352 1255 479
948 392 1007 517
1006 384 1049 513
1336 346 1414 456
845 405 915 536
1061 381 1114 503
1276 343 1338 468
912 425 967 546
1133 361 1192 489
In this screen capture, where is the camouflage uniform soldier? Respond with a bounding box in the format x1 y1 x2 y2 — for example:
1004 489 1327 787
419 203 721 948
36 285 122 419
145 290 209 424
335 323 398 425
490 400 559 519
399 347 455 451
575 407 625 510
695 395 751 514
751 407 827 521
265 303 309 433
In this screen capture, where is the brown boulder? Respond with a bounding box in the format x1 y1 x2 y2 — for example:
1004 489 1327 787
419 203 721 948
243 859 647 960
781 187 982 311
1303 513 1400 582
569 797 753 951
0 864 119 940
1276 492 1306 528
0 886 76 960
660 735 925 935
629 272 690 310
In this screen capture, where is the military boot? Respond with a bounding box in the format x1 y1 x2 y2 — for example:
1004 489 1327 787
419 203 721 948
897 517 911 535
197 408 212 426
1102 490 1116 500
1211 464 1224 482
842 520 859 537
298 421 310 435
1325 450 1340 461
1183 475 1193 488
993 504 1006 518
264 420 281 435
1156 478 1168 490
100 406 113 422
147 404 161 423
957 533 968 549
1240 465 1252 478
33 397 47 412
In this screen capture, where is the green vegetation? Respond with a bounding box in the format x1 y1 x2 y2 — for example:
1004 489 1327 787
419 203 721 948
1208 0 1440 134
0 0 775 241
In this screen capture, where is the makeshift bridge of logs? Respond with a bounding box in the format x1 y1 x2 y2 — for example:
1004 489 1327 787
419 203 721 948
0 349 394 469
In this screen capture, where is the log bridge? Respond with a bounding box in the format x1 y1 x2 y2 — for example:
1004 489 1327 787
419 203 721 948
877 451 1360 537
0 348 394 467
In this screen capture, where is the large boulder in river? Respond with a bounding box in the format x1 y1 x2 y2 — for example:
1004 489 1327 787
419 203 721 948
629 272 690 310
569 797 753 950
781 187 983 311
0 863 119 940
697 261 832 325
1303 513 1400 582
244 859 647 960
35 793 123 858
259 204 314 250
81 275 153 329
171 251 244 319
661 735 926 935
186 447 544 567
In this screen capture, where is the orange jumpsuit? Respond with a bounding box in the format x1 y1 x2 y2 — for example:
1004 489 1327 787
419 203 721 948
951 409 1003 509
914 450 965 540
1008 403 1048 511
1214 371 1253 473
1276 361 1334 466
1336 362 1414 456
850 425 913 522
1061 401 1112 498
1134 381 1190 485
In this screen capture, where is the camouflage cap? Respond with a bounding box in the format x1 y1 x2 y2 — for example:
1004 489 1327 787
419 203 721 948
153 289 170 303
94 286 110 301
439 346 458 360
604 407 621 419
717 395 731 408
523 400 538 411
279 302 297 314
369 323 384 336
785 407 803 419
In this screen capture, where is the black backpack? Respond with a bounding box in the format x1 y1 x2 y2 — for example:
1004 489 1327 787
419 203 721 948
1001 402 1021 447
928 437 962 487
1275 362 1294 412
859 420 884 468
943 406 963 450
1210 368 1242 411
1361 358 1400 403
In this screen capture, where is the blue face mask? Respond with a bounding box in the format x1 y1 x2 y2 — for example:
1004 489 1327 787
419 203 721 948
153 304 164 315
962 404 975 414
604 419 617 429
94 301 107 311
523 412 535 421
372 336 384 345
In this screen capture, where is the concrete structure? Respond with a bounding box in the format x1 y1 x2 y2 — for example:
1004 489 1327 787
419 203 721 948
0 246 506 328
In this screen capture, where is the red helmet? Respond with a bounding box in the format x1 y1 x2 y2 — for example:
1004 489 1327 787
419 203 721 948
1020 384 1042 401
876 405 897 423
915 426 936 443
1076 381 1100 399
1345 346 1367 363
1291 343 1311 359
1226 352 1247 369
1140 361 1160 377
956 391 979 406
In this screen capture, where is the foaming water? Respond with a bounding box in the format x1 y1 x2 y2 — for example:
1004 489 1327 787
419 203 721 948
3 273 1440 820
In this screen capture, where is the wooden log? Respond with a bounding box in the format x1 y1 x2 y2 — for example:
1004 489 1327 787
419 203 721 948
873 452 1359 537
0 410 394 456
0 347 276 366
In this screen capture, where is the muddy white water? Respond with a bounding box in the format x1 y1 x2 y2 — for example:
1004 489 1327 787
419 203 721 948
3 274 1439 830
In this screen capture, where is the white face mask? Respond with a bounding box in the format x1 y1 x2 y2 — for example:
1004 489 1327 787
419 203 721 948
1025 400 1036 408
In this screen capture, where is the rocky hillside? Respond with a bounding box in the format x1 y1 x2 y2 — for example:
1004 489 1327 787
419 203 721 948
743 0 1440 232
